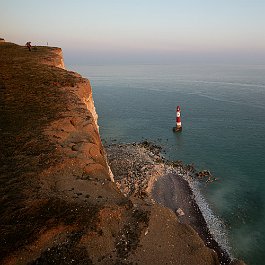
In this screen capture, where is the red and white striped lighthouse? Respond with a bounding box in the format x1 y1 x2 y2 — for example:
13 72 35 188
173 105 182 132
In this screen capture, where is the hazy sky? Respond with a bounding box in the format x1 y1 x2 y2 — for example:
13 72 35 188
1 0 265 64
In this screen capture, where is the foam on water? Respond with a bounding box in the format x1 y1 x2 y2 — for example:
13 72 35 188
165 165 232 256
184 174 232 257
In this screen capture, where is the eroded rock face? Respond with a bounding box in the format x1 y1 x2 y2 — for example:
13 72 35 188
0 42 123 264
0 42 231 264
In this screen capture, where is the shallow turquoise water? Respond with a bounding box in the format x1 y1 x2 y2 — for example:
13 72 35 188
70 64 265 265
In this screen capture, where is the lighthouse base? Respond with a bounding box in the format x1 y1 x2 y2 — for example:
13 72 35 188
173 126 182 132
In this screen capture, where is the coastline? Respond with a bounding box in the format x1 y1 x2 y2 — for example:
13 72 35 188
106 141 231 264
1 41 246 265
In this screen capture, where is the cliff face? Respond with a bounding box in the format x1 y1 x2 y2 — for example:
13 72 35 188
0 42 226 264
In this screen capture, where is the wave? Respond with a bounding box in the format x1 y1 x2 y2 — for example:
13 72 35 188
144 85 265 110
179 171 233 257
175 79 265 89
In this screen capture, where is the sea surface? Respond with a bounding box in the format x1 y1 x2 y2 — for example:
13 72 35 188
69 63 265 265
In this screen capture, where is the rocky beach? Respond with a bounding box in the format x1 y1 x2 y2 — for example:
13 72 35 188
0 40 245 265
105 142 232 264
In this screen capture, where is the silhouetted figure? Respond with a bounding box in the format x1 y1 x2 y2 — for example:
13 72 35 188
26 42 32 51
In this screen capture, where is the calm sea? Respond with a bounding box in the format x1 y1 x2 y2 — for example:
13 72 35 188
69 64 265 265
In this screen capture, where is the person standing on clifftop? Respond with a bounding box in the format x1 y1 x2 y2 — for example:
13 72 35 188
26 42 31 51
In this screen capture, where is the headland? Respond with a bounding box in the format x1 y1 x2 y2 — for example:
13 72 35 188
0 40 245 265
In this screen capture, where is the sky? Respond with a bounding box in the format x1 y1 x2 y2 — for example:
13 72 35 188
1 0 265 64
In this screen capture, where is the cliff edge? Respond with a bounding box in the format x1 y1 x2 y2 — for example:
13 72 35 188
0 42 242 265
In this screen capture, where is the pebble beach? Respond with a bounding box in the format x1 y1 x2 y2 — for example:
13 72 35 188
106 141 231 264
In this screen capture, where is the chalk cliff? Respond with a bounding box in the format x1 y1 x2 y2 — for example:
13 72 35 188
0 42 244 265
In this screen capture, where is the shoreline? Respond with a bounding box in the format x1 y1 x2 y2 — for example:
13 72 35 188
106 141 232 264
0 41 246 265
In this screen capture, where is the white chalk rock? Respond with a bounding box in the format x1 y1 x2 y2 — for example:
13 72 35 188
176 208 185 216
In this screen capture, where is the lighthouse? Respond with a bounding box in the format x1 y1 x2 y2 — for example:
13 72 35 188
173 106 182 132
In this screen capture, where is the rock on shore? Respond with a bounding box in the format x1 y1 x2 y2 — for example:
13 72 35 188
0 41 245 264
